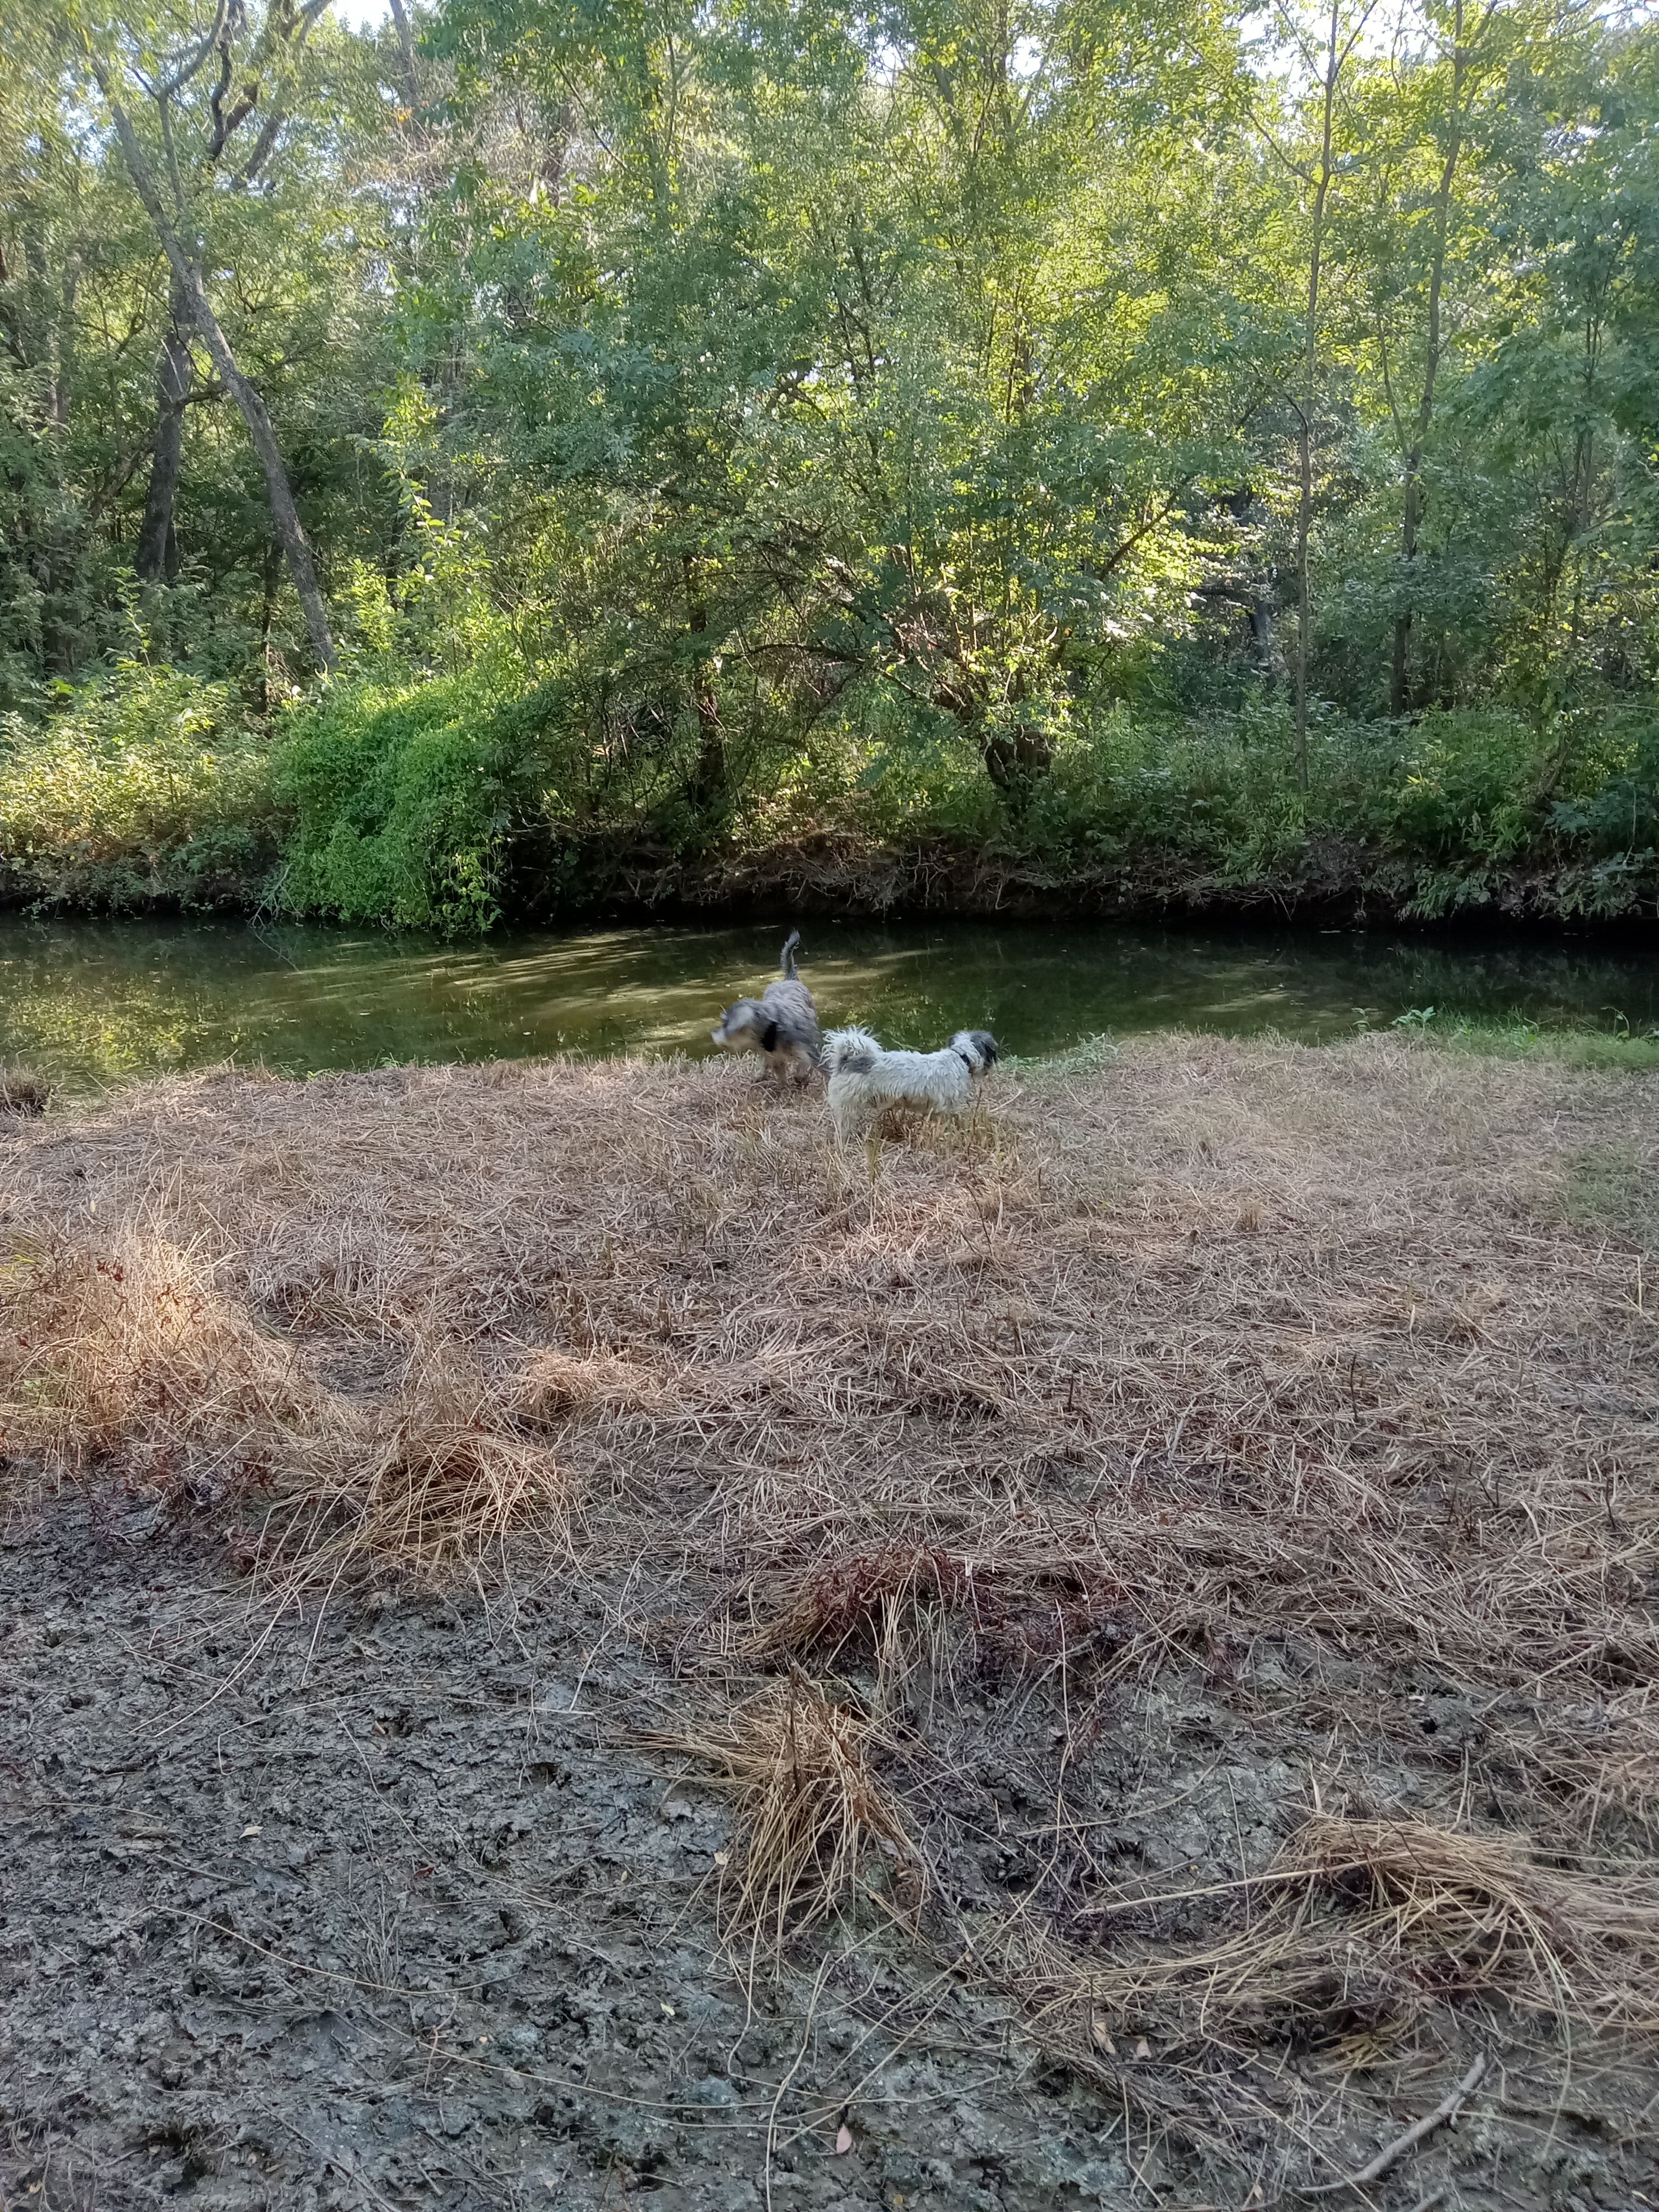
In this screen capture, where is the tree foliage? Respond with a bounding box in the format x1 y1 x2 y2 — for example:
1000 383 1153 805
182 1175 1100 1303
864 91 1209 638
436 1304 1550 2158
1 0 1655 921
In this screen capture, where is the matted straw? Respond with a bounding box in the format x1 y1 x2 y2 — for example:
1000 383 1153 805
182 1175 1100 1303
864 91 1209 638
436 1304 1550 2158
651 1671 924 1965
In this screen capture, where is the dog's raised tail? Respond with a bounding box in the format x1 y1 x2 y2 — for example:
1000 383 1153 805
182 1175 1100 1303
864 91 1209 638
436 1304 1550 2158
780 927 802 979
822 1026 880 1078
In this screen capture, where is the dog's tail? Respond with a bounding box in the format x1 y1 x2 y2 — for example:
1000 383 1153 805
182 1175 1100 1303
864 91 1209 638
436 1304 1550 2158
780 927 802 979
822 1026 880 1078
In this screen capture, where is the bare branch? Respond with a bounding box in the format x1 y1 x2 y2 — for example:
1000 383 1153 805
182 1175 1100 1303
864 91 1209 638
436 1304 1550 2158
157 0 231 98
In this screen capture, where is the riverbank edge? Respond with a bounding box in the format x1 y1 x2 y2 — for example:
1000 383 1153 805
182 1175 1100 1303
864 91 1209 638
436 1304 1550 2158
6 1027 1657 1120
566 830 1659 935
4 828 1658 937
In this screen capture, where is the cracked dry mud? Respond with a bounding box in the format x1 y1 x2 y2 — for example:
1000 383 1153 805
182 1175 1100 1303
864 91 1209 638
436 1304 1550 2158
6 1497 1656 2212
2 1505 1144 2212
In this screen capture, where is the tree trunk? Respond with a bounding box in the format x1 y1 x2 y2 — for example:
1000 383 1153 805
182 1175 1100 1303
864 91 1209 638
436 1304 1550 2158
49 254 79 430
1249 591 1277 671
1391 0 1473 718
387 0 424 115
1293 381 1314 793
688 683 725 811
981 719 1053 798
97 76 337 673
1388 480 1418 717
682 559 725 811
1294 3 1343 801
928 670 1053 803
135 272 193 585
257 539 282 717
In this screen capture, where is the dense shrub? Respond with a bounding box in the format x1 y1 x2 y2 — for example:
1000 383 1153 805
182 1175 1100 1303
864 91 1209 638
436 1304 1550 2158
6 656 1656 928
0 663 279 910
273 670 535 933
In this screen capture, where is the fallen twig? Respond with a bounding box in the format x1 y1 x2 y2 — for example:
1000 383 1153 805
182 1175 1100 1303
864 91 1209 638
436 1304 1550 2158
1297 2052 1489 2196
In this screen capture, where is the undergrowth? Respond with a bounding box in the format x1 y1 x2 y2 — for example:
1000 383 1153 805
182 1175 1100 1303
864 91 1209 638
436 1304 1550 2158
3 655 1658 928
0 663 280 911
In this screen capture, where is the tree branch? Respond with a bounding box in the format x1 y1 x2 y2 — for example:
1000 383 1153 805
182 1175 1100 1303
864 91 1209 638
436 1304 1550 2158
1298 2053 1489 2196
89 48 337 670
157 0 232 98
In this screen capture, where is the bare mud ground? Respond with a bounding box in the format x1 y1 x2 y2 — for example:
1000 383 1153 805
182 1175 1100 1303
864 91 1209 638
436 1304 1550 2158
2 1037 1658 2211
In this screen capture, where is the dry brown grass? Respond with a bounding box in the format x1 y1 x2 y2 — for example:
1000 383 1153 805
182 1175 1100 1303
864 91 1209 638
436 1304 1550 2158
0 1229 316 1494
2 1032 1656 2159
248 1332 567 1585
745 1540 972 1661
0 1062 53 1117
0 1219 564 1580
1017 1812 1659 2065
652 1671 923 1965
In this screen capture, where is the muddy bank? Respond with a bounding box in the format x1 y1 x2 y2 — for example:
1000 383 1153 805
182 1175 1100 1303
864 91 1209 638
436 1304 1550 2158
5 1502 1129 2211
7 1496 1655 2212
542 828 1659 933
3 1040 1658 2208
8 824 1659 935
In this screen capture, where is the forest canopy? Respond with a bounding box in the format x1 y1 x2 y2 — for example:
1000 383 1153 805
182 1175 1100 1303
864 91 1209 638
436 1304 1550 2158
2 0 1656 927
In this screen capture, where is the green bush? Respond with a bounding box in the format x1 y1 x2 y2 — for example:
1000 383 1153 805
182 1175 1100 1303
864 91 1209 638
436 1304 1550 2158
822 687 1658 911
0 663 279 910
1369 708 1549 861
274 668 551 932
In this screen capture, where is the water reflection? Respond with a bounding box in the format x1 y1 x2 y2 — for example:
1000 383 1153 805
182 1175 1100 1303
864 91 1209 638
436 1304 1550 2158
0 912 1653 1094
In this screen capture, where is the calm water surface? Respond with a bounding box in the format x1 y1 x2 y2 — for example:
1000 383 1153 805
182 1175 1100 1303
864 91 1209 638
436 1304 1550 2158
0 913 1655 1094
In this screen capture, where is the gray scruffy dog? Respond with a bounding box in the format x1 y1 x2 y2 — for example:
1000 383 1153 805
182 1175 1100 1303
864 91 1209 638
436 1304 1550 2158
710 930 820 1085
820 1026 998 1142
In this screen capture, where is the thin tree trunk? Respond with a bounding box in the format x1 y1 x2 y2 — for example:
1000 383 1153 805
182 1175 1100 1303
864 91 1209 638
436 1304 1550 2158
387 0 424 115
136 271 193 585
96 74 337 672
682 558 725 811
1391 0 1471 718
1294 92 1334 799
257 539 282 717
49 254 79 429
1293 394 1314 793
1388 474 1419 717
1294 0 1373 792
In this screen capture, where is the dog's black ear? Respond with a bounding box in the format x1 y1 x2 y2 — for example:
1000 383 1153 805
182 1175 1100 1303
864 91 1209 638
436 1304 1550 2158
760 1020 780 1053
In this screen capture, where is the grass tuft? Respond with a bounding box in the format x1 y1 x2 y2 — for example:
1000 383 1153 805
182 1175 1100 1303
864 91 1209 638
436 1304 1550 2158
0 1063 54 1117
1016 1813 1659 2075
654 1672 923 1962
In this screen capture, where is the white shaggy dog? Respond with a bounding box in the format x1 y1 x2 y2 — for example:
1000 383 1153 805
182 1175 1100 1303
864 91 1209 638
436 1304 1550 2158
820 1026 999 1143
